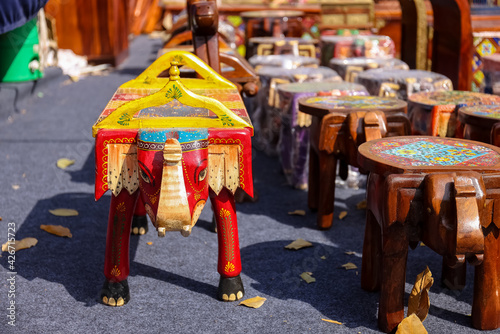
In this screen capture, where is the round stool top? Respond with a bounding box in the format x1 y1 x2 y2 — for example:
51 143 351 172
298 95 407 118
278 81 368 95
358 136 500 175
408 91 500 109
458 104 500 129
256 66 340 81
356 69 449 83
249 54 319 69
249 37 319 45
329 57 409 79
241 10 304 19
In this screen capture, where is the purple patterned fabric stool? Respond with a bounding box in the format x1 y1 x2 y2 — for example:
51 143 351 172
329 57 409 82
277 81 369 189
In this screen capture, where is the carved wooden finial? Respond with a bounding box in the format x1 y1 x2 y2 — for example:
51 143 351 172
169 61 181 81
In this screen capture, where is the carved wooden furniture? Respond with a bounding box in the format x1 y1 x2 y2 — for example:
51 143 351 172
92 51 253 306
429 0 473 91
355 69 452 100
482 53 500 95
320 35 396 66
44 0 129 66
319 0 375 32
458 105 500 146
254 66 342 155
240 10 305 57
298 96 409 229
329 57 409 82
246 37 319 59
277 82 369 189
358 136 500 332
408 91 500 137
399 0 429 70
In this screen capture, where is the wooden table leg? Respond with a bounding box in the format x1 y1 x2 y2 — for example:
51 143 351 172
378 222 409 333
472 225 500 330
361 209 382 292
308 147 320 212
442 260 466 290
317 151 337 229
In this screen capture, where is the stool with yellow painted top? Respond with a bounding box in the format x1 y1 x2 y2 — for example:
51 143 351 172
92 51 254 307
298 95 409 229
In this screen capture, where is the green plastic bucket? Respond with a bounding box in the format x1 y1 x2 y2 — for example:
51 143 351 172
0 18 43 82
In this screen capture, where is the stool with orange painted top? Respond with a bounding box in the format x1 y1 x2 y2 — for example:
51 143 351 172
408 91 500 137
298 95 409 229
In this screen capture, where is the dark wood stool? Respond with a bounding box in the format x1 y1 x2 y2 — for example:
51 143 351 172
328 57 409 82
358 136 500 332
298 96 409 229
459 104 500 146
408 91 500 137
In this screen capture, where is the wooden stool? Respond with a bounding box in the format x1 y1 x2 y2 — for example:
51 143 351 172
355 69 452 100
277 82 369 189
248 54 319 72
320 35 396 66
482 54 500 95
328 57 409 82
247 36 319 59
298 96 409 229
408 91 500 137
358 136 500 332
253 66 341 155
458 105 500 146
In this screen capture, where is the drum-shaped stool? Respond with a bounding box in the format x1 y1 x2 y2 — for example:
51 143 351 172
458 104 500 146
329 57 409 82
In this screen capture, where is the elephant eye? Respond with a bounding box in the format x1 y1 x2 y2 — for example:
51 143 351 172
140 169 151 184
198 168 207 182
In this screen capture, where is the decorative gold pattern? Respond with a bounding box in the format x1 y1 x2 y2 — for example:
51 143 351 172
111 265 121 277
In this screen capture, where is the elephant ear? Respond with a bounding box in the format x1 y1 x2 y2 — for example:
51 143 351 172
208 145 240 195
107 143 139 197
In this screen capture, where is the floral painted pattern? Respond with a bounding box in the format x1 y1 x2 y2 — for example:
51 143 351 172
302 95 404 110
409 91 500 107
460 105 500 119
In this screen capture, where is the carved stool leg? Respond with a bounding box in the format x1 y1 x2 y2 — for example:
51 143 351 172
308 147 320 212
132 196 148 235
441 260 466 290
210 188 244 302
472 226 500 330
101 190 139 306
361 209 382 292
378 222 409 333
317 151 337 229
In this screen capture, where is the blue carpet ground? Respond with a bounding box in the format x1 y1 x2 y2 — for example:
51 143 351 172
0 36 495 334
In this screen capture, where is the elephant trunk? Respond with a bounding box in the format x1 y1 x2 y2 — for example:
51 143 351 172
155 138 193 237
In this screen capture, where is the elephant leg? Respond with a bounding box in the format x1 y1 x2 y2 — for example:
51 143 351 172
361 209 382 292
131 196 148 235
101 190 139 307
317 151 337 229
210 188 244 302
441 259 466 290
378 222 409 333
308 147 320 212
472 226 500 330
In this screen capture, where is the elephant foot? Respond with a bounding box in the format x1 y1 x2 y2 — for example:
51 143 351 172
100 279 130 307
131 215 148 235
217 275 244 302
211 214 217 233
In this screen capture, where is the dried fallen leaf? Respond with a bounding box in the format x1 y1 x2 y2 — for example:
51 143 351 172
146 242 153 245
2 237 38 252
40 225 72 238
49 208 79 216
408 266 434 321
341 262 358 270
420 242 426 247
239 296 267 309
339 211 348 220
321 319 343 325
12 185 20 190
288 209 306 216
345 251 356 255
320 256 326 260
284 238 313 250
356 199 367 210
396 314 428 334
0 217 2 221
56 158 75 169
300 272 316 283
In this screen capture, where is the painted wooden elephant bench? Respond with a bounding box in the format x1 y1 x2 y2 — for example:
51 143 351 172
358 136 500 332
92 51 253 306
